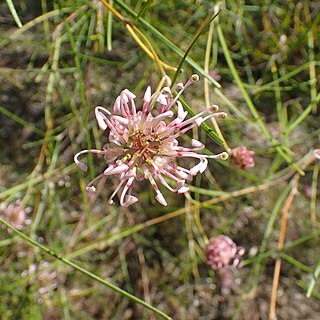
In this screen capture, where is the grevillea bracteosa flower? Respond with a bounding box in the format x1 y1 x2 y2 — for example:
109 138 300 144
0 200 32 231
74 75 228 207
231 146 255 169
206 235 245 270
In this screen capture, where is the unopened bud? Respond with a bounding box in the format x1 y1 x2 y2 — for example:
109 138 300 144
220 152 229 160
218 112 227 118
191 74 199 82
210 104 219 112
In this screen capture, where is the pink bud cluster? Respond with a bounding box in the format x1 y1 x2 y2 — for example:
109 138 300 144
22 261 58 301
75 75 228 207
0 200 32 231
231 146 255 169
206 235 245 270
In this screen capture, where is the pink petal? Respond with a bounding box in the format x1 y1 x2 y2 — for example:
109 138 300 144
104 163 129 175
121 195 139 207
178 186 189 193
95 108 108 130
143 86 152 102
155 193 167 206
191 139 204 148
112 115 129 125
114 97 121 113
123 89 136 100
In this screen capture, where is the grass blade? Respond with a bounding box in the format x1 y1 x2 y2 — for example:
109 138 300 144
0 217 172 320
5 0 23 28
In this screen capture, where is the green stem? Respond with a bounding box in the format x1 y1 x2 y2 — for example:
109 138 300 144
5 0 23 27
107 0 113 50
216 20 304 176
0 217 172 320
0 8 73 49
280 253 313 273
0 105 44 136
285 92 320 136
114 0 304 174
179 97 224 146
171 11 220 87
114 0 221 88
307 258 320 298
132 0 152 23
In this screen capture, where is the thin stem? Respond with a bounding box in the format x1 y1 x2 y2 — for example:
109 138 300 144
5 0 23 27
179 96 224 146
0 217 172 320
307 258 320 298
252 183 292 292
72 151 317 260
271 60 287 142
216 18 304 175
285 92 320 136
127 24 164 76
114 0 222 87
106 0 113 50
268 149 316 318
99 0 123 21
0 105 44 136
132 0 153 23
269 175 299 320
304 0 318 113
203 21 230 152
310 163 319 232
171 11 220 87
67 154 316 260
185 202 200 279
100 0 175 74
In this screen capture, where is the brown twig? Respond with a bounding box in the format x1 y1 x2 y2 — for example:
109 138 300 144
268 150 318 320
99 0 175 74
269 174 299 320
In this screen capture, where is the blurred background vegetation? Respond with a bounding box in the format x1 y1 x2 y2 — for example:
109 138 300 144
0 0 319 319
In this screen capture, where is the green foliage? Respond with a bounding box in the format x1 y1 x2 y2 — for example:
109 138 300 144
0 0 319 319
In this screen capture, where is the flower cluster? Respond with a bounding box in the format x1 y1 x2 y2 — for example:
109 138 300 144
0 200 32 231
231 146 255 169
22 261 58 303
75 75 228 207
206 235 245 270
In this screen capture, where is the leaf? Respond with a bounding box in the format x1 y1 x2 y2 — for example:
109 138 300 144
5 0 23 28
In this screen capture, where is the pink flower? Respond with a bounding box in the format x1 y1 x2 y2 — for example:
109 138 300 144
22 261 58 301
206 235 245 270
231 146 255 169
0 200 32 231
74 75 228 207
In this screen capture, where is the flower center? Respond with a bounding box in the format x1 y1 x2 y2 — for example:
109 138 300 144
126 130 162 167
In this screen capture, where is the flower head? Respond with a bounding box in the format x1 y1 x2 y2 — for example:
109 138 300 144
231 146 255 169
75 75 228 207
0 200 32 230
206 235 244 270
22 261 58 302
